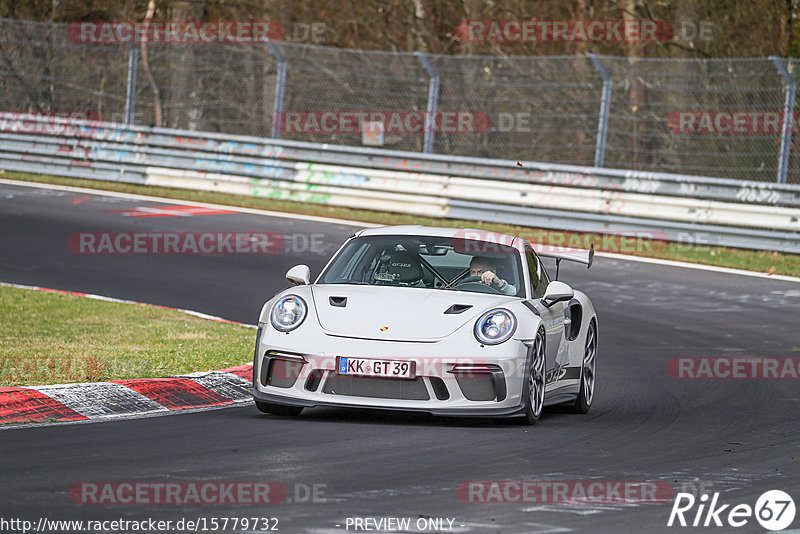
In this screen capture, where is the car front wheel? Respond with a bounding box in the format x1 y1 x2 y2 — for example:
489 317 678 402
521 329 546 425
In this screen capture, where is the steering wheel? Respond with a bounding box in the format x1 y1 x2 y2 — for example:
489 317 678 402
454 275 503 294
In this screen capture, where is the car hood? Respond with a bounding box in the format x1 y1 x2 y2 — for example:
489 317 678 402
310 284 513 342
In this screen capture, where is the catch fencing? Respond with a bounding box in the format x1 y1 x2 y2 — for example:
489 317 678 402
3 18 800 184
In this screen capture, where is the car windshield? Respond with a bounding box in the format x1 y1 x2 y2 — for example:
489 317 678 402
318 235 524 297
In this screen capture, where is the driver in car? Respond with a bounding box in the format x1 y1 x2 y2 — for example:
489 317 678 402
469 256 517 295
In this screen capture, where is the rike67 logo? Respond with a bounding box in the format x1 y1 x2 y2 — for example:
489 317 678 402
668 490 795 530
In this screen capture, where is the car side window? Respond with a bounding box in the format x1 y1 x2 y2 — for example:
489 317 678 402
525 247 550 299
537 253 551 298
525 247 540 298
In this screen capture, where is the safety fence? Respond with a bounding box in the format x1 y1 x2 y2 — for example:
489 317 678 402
3 18 800 184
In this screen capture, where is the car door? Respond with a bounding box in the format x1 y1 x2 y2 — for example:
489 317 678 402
524 247 564 376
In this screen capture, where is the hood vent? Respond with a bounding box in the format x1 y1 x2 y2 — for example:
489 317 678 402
444 304 472 315
329 296 347 307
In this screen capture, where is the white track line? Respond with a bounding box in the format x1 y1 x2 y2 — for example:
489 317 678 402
0 177 379 228
0 281 257 327
2 177 798 283
596 251 800 283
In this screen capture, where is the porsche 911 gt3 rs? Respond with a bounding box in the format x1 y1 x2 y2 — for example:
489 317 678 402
252 225 597 424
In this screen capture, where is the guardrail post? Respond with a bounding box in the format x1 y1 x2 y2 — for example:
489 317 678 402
770 56 795 184
415 52 440 154
266 41 287 139
587 53 612 168
124 43 139 125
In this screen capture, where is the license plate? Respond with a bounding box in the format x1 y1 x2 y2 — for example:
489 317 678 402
337 357 415 379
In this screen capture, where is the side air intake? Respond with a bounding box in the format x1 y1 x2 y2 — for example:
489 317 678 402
444 304 472 315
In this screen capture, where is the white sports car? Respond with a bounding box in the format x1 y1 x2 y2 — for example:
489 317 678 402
252 225 597 424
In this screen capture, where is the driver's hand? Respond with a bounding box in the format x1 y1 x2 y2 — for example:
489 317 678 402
481 270 499 286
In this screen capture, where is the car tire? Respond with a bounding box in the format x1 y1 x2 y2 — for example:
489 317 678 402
572 320 596 414
255 400 303 416
521 328 546 425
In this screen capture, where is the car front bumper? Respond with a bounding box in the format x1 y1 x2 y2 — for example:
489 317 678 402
252 324 532 416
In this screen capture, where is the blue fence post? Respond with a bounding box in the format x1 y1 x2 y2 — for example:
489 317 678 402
415 52 440 154
124 44 139 125
587 53 612 168
266 42 287 140
770 56 795 184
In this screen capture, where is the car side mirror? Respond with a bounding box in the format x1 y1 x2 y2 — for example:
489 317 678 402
542 281 574 307
286 264 311 285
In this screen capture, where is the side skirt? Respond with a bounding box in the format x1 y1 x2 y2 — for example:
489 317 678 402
543 382 579 407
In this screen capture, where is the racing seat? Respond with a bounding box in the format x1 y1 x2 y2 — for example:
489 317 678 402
420 264 435 288
374 250 424 286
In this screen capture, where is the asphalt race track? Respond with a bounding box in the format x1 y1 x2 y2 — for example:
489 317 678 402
1 181 799 534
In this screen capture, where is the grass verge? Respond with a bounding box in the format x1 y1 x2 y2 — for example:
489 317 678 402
0 285 253 387
2 170 799 277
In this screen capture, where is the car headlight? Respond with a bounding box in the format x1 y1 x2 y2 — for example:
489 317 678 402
474 309 516 345
270 295 307 332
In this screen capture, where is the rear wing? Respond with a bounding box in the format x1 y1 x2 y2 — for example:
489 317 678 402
536 244 594 279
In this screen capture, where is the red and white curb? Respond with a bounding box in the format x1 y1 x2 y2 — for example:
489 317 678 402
1 282 256 425
0 365 254 424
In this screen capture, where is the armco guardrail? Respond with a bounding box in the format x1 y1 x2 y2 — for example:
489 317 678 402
1 115 799 254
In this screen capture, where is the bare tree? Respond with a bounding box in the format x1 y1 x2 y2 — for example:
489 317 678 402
140 0 163 126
